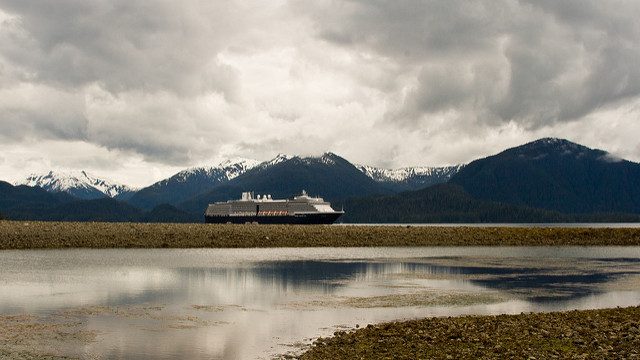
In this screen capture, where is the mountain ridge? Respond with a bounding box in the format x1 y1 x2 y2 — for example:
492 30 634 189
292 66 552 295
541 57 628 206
356 164 464 191
449 137 640 214
13 154 457 204
4 137 640 223
177 152 393 214
1 180 197 223
126 158 263 210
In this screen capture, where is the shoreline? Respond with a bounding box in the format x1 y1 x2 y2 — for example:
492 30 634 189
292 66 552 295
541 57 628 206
298 306 640 359
1 220 640 249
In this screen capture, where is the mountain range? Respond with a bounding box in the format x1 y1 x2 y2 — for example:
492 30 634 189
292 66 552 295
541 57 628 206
19 154 456 210
177 152 393 214
2 138 640 223
344 138 640 222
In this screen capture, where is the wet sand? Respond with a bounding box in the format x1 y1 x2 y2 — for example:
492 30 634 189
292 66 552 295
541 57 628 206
1 221 640 249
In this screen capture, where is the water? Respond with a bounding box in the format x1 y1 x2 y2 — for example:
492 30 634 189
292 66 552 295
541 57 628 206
1 247 640 359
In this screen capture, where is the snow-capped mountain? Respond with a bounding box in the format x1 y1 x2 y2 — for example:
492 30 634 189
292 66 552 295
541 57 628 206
127 158 263 209
295 152 341 166
357 164 464 182
178 152 392 213
253 153 293 170
5 138 640 223
168 158 261 184
99 152 465 210
17 154 463 210
20 171 138 200
356 164 464 191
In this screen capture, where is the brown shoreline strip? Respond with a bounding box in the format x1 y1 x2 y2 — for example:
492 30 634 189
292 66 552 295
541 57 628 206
1 221 640 249
299 306 640 360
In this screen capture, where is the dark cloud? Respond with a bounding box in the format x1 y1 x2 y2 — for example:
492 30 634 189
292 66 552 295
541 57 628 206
303 0 506 61
0 0 639 185
296 0 640 129
0 85 87 142
0 0 241 96
0 0 255 164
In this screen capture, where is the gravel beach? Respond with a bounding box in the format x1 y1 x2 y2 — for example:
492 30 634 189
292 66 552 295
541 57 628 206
299 306 640 359
1 221 640 249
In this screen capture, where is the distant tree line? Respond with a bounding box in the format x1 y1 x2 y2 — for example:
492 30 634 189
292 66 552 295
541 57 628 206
342 184 640 223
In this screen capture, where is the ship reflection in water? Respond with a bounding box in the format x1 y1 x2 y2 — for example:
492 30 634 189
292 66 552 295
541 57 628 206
1 247 640 359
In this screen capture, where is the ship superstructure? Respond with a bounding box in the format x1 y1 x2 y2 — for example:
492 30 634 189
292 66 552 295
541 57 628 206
205 190 344 224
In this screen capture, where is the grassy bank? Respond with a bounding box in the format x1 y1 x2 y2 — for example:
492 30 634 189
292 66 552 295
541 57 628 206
299 306 640 359
1 221 640 249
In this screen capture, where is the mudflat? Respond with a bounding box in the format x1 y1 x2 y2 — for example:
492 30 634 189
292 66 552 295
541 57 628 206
1 221 640 249
299 306 640 359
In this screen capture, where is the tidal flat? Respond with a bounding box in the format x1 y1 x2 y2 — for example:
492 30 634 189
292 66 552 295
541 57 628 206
2 223 640 359
1 248 640 359
1 221 640 249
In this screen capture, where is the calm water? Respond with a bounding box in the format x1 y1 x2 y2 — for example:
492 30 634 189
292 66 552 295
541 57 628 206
1 247 640 359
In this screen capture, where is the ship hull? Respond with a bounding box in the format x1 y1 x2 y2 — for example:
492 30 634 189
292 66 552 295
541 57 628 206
205 212 343 224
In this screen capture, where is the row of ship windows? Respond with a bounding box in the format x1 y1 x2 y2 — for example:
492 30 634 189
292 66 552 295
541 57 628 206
221 211 290 217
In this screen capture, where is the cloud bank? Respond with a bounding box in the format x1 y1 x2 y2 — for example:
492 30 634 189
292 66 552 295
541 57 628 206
1 0 639 185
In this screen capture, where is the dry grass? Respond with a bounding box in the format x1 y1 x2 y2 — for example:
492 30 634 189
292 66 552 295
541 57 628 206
1 221 640 249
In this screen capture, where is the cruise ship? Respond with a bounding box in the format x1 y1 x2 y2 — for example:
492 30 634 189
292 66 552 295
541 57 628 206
204 191 344 224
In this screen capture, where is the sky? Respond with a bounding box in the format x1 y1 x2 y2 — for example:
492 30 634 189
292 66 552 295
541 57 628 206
1 0 640 187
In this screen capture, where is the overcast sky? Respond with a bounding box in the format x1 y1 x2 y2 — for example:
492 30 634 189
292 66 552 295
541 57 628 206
1 0 640 187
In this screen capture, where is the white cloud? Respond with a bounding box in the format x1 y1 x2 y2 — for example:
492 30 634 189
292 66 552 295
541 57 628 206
0 0 639 187
0 139 186 187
